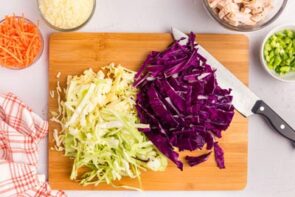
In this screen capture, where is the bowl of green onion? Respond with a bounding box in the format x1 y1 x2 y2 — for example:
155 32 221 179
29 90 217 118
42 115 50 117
261 24 295 82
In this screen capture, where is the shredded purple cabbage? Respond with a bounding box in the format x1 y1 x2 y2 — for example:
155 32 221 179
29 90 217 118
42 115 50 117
214 142 225 169
185 152 212 167
135 33 234 170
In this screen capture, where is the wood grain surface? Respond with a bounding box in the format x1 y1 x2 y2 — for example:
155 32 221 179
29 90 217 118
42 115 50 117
48 33 248 190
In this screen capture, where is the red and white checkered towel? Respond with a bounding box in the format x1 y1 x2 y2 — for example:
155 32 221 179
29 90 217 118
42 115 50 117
0 93 66 197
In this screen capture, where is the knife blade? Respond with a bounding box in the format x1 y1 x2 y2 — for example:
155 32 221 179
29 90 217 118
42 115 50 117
172 28 295 143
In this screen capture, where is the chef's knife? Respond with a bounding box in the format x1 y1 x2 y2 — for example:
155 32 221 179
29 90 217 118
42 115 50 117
172 28 295 143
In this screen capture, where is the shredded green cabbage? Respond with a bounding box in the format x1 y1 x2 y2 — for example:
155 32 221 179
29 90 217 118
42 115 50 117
51 63 167 189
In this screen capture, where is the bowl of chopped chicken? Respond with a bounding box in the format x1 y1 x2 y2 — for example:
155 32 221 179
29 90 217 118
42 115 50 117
203 0 288 32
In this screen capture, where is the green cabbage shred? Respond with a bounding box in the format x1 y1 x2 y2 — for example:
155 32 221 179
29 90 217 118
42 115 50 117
51 63 167 189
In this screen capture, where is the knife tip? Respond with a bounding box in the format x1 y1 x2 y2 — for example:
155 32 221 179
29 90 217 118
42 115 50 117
171 27 179 34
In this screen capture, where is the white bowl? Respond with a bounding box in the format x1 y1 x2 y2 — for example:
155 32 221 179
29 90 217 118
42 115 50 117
261 24 295 82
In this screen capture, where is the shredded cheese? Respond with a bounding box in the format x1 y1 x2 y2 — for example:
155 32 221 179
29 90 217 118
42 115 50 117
38 0 95 29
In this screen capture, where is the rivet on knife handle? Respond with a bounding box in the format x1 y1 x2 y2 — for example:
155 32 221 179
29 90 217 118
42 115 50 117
252 100 295 143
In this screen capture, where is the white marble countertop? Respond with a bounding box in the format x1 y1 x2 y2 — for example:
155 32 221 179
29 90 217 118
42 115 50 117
1 0 295 197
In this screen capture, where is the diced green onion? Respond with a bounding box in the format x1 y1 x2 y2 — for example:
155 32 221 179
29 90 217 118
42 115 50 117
264 29 295 75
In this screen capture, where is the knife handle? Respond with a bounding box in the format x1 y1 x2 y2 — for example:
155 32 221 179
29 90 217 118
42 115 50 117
252 100 295 143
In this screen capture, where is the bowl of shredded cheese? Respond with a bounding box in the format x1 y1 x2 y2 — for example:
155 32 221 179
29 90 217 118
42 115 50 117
37 0 96 31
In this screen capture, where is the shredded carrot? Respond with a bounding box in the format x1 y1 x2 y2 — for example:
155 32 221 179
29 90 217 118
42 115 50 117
0 15 42 69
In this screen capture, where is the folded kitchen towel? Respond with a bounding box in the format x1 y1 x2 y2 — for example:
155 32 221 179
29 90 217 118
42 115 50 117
0 92 66 197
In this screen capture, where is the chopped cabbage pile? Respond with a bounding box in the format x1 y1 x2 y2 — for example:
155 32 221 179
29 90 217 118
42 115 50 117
134 33 234 170
51 63 167 189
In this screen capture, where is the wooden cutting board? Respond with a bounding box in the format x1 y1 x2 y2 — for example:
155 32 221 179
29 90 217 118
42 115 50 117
48 33 248 190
